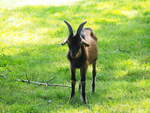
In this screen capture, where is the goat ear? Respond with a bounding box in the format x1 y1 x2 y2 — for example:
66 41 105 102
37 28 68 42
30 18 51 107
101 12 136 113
61 39 68 45
81 39 89 47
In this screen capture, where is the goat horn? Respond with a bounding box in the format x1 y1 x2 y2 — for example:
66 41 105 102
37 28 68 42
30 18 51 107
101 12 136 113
64 20 73 36
77 21 87 35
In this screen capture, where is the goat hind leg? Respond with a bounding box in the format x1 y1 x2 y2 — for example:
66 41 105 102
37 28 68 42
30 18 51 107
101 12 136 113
92 62 96 93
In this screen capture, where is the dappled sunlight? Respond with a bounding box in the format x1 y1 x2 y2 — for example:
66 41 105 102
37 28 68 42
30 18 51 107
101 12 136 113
121 10 138 19
0 0 150 112
114 59 150 79
55 107 90 113
1 32 42 46
92 105 107 112
0 0 81 8
7 16 32 27
15 0 80 6
106 99 150 113
114 70 128 78
102 9 138 19
99 18 120 24
136 79 150 88
87 22 100 31
0 47 21 56
96 2 114 10
0 19 65 48
118 59 148 71
118 59 139 70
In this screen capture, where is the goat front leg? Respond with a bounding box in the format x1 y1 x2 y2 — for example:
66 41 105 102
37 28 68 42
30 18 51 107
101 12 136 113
80 66 87 104
70 66 76 100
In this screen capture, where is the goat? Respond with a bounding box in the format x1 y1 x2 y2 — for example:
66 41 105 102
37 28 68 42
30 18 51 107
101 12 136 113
61 20 98 104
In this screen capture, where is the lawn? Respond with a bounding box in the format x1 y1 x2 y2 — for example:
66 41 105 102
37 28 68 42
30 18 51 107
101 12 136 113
0 0 150 112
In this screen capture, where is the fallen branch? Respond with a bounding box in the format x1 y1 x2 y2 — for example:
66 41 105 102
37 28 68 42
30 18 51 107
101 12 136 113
16 79 71 88
45 76 56 83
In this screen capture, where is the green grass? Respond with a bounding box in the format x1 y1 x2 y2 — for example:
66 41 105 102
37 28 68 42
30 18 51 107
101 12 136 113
0 0 150 112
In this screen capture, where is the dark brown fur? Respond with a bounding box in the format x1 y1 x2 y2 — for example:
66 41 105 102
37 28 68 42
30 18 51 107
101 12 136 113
61 21 98 104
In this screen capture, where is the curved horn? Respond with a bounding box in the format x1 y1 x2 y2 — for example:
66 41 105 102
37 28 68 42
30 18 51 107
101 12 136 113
77 21 87 35
64 20 73 36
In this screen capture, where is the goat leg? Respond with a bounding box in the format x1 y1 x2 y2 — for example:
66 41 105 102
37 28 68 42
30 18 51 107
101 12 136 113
70 67 76 100
92 62 96 93
80 66 87 104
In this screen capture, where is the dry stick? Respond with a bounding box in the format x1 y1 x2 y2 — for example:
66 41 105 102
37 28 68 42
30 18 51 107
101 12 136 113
45 76 56 83
16 79 71 88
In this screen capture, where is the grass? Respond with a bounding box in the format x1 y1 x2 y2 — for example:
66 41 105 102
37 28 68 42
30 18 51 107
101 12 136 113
0 0 150 112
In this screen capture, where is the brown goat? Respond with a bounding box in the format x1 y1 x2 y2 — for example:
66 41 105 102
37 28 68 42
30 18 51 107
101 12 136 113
61 20 97 104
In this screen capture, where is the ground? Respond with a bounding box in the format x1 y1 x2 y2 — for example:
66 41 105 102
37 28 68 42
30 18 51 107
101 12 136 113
0 0 150 113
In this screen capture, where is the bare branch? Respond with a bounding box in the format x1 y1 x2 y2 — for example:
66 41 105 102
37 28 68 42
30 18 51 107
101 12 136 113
16 79 71 88
45 76 56 83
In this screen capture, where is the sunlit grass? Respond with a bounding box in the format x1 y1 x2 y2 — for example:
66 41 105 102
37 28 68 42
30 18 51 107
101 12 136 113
0 0 150 112
0 0 80 8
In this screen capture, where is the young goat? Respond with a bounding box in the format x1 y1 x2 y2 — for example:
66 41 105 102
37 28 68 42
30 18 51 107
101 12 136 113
61 20 98 104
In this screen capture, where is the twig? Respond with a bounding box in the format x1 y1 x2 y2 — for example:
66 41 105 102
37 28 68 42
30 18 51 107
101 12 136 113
16 79 71 88
25 73 30 83
45 76 56 83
